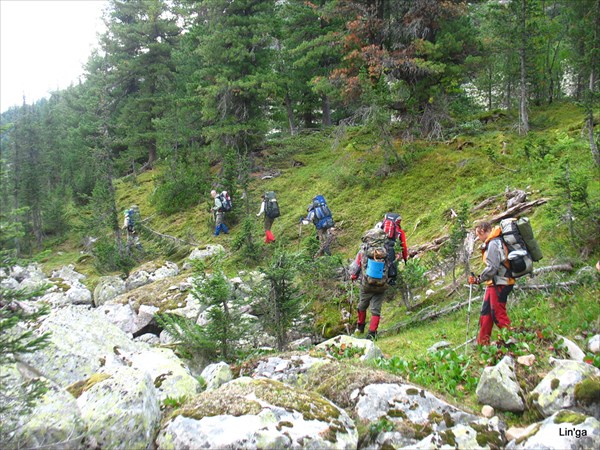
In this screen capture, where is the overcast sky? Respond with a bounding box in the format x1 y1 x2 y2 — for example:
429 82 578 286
1 0 107 113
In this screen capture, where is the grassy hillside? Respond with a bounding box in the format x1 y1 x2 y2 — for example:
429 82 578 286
37 101 599 422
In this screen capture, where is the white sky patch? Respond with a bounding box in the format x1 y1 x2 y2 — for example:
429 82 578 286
1 0 107 113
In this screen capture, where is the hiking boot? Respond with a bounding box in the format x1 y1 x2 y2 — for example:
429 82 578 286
366 331 377 341
354 323 365 336
388 278 396 286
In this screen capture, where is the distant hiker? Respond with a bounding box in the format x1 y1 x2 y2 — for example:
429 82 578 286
349 227 392 340
301 194 334 257
257 191 279 243
210 190 230 236
469 221 515 345
122 207 142 252
378 213 408 285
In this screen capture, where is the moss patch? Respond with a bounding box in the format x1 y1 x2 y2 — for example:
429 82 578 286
303 359 403 408
471 424 504 449
174 378 342 424
66 373 111 398
554 410 587 425
574 376 600 406
550 378 560 390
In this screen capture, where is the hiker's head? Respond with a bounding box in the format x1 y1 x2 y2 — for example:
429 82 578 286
210 190 217 198
475 221 492 242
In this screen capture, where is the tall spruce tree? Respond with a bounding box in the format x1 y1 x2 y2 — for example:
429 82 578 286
100 0 180 168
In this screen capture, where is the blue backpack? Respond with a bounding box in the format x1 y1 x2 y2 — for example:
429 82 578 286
311 195 334 230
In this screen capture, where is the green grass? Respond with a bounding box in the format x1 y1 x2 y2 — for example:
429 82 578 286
33 101 600 427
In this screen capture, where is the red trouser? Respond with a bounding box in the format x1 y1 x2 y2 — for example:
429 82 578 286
478 284 513 345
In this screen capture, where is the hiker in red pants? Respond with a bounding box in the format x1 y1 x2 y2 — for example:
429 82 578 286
469 221 515 345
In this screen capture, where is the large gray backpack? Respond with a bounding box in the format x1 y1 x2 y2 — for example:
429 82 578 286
500 217 543 278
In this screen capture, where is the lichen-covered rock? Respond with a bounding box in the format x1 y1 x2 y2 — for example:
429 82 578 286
65 282 93 305
76 366 161 450
156 377 357 450
100 303 137 334
0 365 87 450
476 356 525 412
558 335 586 362
530 360 600 417
125 348 201 402
51 265 86 284
316 335 383 361
185 245 225 266
14 380 88 450
151 261 179 281
93 275 126 306
355 383 477 427
252 355 331 386
409 422 505 449
506 410 599 450
200 361 233 391
16 305 141 387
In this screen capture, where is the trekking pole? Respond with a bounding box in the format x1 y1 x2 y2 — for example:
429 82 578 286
465 274 474 354
297 220 303 251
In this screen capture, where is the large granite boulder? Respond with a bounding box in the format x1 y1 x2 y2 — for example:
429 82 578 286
93 275 126 306
316 335 383 361
75 366 161 450
506 410 599 450
530 359 600 417
156 377 358 449
476 356 525 412
16 305 140 387
200 361 233 391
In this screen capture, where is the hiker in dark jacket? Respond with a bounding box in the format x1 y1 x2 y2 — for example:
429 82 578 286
349 228 391 340
210 190 230 236
378 213 408 285
469 221 515 345
122 208 143 252
257 193 276 243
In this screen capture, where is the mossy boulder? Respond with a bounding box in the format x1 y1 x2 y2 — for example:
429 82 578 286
506 410 599 449
16 305 141 387
530 359 600 417
157 377 358 449
77 366 161 450
93 275 126 306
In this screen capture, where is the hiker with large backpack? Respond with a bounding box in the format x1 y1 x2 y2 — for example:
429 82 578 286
469 218 543 345
349 227 392 340
210 190 231 236
257 191 280 243
301 194 335 257
469 221 515 345
378 213 409 285
122 207 143 253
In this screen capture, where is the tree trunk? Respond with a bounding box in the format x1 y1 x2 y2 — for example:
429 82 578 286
322 95 332 127
587 1 600 166
587 69 600 166
519 0 530 134
285 92 296 135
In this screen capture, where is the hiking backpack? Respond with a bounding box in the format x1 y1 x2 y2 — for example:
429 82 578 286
382 213 400 240
360 228 390 287
264 191 280 219
218 191 233 212
125 209 135 232
312 195 334 230
500 217 543 278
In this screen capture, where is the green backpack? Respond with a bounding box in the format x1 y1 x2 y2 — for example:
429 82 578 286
360 228 389 287
264 191 280 219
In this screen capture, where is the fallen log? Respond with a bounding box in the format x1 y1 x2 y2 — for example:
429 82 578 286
471 194 503 212
485 198 549 223
409 235 449 257
532 264 574 275
513 281 578 290
139 223 197 247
